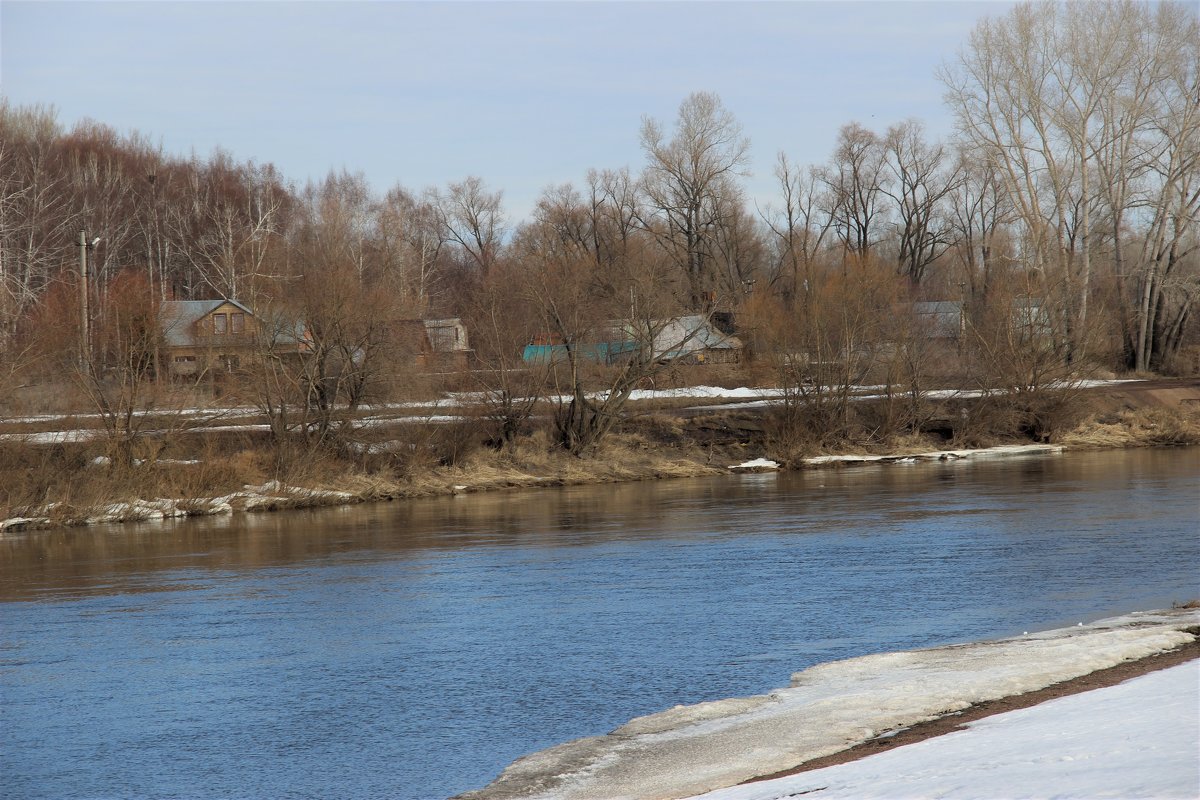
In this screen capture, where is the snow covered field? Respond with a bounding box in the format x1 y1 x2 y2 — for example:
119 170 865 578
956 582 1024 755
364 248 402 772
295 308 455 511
693 659 1199 800
462 609 1199 800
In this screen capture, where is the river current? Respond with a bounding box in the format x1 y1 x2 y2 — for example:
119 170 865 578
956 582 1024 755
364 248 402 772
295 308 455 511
2 447 1197 799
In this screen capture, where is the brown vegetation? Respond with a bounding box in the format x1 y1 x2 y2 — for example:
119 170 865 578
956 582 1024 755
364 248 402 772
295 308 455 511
1 2 1197 526
1 381 1194 531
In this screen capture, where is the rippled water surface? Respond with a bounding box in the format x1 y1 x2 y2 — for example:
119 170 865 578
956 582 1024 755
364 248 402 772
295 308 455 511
2 448 1197 799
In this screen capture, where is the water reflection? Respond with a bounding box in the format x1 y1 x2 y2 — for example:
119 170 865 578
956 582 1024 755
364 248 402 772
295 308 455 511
2 448 1195 603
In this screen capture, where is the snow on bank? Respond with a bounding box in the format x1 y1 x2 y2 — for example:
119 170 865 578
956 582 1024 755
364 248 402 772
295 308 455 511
693 659 1200 800
805 443 1064 466
0 380 1145 444
686 379 1144 413
0 481 361 533
459 609 1199 800
730 458 780 472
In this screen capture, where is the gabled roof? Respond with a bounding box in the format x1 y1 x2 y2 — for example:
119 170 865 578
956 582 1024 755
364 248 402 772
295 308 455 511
673 314 742 350
160 299 255 348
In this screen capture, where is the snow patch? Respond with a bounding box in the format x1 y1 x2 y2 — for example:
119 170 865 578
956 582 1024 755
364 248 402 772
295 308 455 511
730 458 780 472
461 609 1198 800
693 659 1200 800
0 517 50 532
805 444 1063 466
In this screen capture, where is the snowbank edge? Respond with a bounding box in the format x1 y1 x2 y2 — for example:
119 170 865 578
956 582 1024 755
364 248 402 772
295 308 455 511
456 608 1200 800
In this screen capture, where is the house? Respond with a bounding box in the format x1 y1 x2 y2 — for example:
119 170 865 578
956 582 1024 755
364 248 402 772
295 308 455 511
523 315 743 366
522 323 638 366
652 315 743 364
914 299 1053 342
160 299 260 377
395 318 473 372
161 302 473 379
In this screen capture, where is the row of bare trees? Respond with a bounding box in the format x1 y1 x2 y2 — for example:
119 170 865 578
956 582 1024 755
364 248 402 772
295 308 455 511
1 1 1196 468
941 0 1199 370
0 103 517 331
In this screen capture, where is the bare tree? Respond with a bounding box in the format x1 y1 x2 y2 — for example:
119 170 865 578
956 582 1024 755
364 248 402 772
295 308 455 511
881 119 961 286
0 103 70 340
167 153 290 301
939 0 1199 365
520 184 710 456
437 176 506 277
1121 3 1200 371
376 184 447 311
960 270 1089 443
464 262 550 450
244 173 410 466
586 167 641 268
760 255 908 454
823 122 888 259
638 92 751 309
760 153 834 302
948 148 1014 300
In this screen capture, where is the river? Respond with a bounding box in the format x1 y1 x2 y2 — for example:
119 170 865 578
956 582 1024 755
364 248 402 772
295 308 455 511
2 447 1197 799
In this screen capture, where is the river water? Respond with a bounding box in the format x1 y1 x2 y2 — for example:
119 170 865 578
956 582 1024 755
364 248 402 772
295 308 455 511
2 448 1197 799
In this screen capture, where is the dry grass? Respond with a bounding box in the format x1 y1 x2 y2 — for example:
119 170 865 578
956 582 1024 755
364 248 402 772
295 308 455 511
406 430 724 495
1059 406 1200 449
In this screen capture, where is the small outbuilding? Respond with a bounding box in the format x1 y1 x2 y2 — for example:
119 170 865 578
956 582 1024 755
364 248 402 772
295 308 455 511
396 318 473 371
523 315 742 366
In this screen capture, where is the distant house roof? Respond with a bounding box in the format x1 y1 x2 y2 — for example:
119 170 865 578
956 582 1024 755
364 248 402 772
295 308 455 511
914 299 1051 339
160 299 255 348
524 315 742 365
680 315 741 349
652 315 743 358
392 318 471 353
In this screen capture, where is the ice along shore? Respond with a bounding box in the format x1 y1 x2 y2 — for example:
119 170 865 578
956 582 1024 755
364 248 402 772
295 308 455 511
457 607 1200 800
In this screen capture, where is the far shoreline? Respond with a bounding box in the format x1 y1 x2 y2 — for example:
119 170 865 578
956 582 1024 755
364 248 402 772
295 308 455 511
2 380 1198 535
1 430 1196 537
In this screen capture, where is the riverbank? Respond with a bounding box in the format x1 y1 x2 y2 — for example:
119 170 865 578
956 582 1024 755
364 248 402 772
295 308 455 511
733 626 1200 790
2 380 1198 533
694 653 1199 800
458 608 1200 800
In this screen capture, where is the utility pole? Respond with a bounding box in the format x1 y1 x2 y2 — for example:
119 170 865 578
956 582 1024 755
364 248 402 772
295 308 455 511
78 230 89 367
78 231 102 368
147 173 161 378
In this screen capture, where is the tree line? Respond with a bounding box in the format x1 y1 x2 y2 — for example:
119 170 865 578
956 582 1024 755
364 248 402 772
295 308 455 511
0 1 1196 462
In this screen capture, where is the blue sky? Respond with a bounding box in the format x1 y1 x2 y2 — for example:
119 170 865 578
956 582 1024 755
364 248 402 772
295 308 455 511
1 1 1011 221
